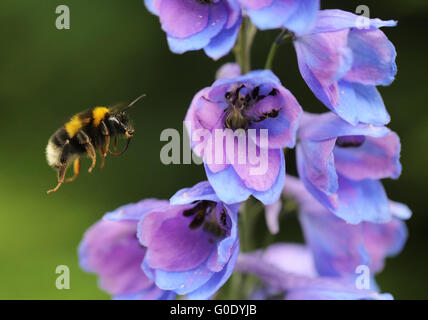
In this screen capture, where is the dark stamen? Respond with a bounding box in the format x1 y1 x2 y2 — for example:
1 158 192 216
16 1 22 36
183 201 227 239
220 209 227 227
189 210 206 230
269 88 278 96
336 135 366 148
252 86 260 99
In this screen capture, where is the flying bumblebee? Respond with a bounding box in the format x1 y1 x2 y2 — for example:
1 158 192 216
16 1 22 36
45 94 145 194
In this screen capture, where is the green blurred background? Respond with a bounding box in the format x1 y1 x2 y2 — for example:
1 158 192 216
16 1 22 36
0 0 426 299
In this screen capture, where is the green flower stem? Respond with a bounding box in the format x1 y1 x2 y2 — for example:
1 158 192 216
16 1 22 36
265 30 293 70
234 17 257 74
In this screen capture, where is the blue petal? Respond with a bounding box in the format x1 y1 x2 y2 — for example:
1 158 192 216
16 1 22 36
335 175 391 224
204 16 242 60
299 211 370 278
212 69 281 88
170 181 219 205
152 259 214 295
282 0 320 35
187 243 240 300
287 286 393 300
389 201 412 220
205 164 252 204
334 81 390 126
246 0 291 30
298 112 390 142
144 0 159 15
114 285 175 300
311 9 397 34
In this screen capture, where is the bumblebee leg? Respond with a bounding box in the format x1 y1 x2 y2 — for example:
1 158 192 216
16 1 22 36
66 158 81 182
111 137 118 154
47 164 67 195
100 121 110 169
47 140 70 195
77 130 96 173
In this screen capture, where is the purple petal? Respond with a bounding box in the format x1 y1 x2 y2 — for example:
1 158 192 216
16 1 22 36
298 112 390 142
187 242 240 299
159 0 210 39
237 251 393 300
261 243 317 277
344 28 397 86
78 220 152 296
334 132 402 181
265 199 281 234
144 0 161 15
138 204 186 247
114 285 175 300
103 199 170 221
297 138 338 196
230 141 282 192
286 286 393 300
238 0 274 10
170 181 220 205
296 143 338 212
311 9 397 34
334 175 390 224
294 30 353 109
252 150 285 204
215 63 242 80
204 15 242 60
249 86 302 149
207 206 239 271
362 218 408 273
142 207 216 272
212 69 281 88
299 210 369 277
166 2 228 53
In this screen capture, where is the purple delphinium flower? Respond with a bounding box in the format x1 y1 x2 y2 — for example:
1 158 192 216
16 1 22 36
296 112 401 224
144 0 242 60
293 9 397 125
185 70 302 204
139 181 240 299
216 62 242 80
279 175 409 289
238 0 320 35
237 244 393 300
78 199 175 300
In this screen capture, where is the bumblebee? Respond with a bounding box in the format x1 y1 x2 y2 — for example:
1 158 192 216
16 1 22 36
45 94 145 194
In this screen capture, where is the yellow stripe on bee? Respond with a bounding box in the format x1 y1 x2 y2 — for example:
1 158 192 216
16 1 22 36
92 107 109 127
65 115 84 137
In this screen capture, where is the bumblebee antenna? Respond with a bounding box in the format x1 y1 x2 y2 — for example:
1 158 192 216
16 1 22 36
123 93 146 112
109 93 146 114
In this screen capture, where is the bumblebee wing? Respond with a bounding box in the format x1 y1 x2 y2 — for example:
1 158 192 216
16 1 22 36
109 102 128 114
109 94 146 114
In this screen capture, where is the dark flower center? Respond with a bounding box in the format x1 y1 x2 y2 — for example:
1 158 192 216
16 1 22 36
224 84 279 130
183 200 228 238
197 0 216 4
336 135 366 148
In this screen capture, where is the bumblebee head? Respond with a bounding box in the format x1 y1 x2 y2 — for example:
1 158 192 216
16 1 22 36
107 112 134 137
